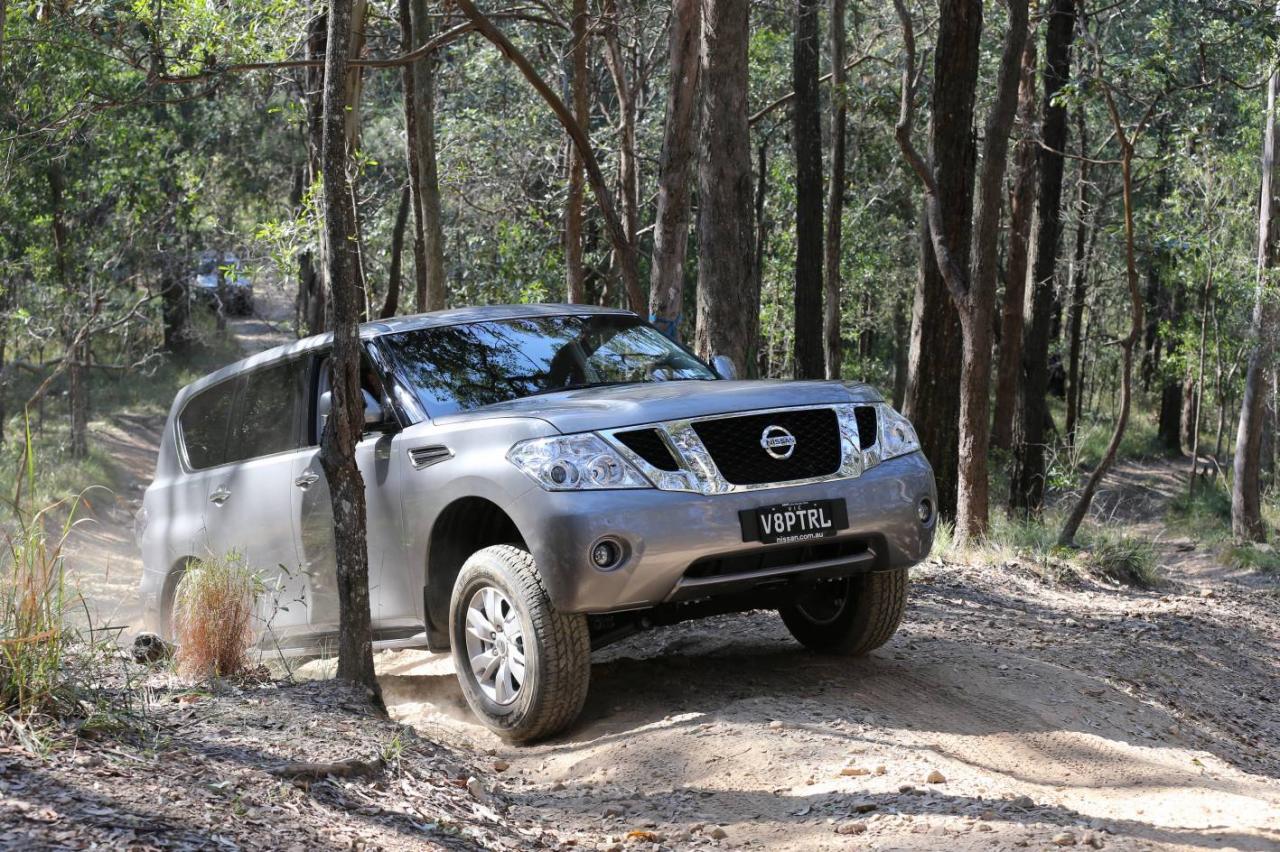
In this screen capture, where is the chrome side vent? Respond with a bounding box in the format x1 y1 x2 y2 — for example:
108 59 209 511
408 445 453 469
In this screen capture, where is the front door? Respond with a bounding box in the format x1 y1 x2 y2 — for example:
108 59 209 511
292 352 411 643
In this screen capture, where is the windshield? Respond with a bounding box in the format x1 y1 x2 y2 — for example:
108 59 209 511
380 313 717 416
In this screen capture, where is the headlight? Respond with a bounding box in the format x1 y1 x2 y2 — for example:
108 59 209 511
879 405 921 460
508 434 652 490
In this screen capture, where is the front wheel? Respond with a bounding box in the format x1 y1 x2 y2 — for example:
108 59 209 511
449 545 590 743
779 569 908 655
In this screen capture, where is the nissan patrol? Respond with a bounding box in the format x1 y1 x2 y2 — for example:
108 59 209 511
137 305 936 741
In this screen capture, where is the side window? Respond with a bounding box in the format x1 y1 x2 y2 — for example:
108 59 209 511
226 359 308 463
179 380 236 470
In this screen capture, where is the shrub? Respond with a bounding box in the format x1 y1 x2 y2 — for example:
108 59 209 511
1083 530 1160 588
173 554 260 679
1224 542 1280 574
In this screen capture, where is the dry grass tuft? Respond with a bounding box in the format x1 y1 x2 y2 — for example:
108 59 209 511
173 554 259 679
1 505 71 717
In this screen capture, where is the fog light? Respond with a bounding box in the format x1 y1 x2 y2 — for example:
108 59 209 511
591 538 623 570
917 498 934 525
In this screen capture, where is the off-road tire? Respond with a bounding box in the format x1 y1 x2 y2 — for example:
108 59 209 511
449 545 590 743
779 568 908 655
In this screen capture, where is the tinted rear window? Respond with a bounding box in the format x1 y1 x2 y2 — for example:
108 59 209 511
179 380 236 470
226 358 308 463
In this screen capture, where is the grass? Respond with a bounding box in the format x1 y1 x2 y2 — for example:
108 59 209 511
1080 528 1160 588
1224 542 1280 574
173 553 261 680
1168 476 1234 544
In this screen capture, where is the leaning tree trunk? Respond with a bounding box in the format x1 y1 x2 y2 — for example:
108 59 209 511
602 0 641 298
791 0 824 379
1233 46 1280 542
453 0 643 312
319 0 379 695
564 0 589 305
694 0 757 375
648 0 701 339
1058 89 1143 547
992 33 1038 452
1010 0 1075 515
822 0 848 379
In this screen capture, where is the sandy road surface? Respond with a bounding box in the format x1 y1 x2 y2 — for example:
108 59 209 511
56 296 1280 850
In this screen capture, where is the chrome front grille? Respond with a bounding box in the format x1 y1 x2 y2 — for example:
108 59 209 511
601 403 885 495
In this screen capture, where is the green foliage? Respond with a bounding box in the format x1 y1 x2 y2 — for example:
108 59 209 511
1169 476 1233 543
1081 529 1160 589
1223 542 1280 575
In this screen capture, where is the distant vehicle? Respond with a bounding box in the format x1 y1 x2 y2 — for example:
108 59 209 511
136 305 936 742
192 251 253 316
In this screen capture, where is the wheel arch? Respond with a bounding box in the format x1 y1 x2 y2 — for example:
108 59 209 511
424 497 526 650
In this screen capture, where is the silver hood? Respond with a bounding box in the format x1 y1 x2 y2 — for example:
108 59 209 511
430 379 884 434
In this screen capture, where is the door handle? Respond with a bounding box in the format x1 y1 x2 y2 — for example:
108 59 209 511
209 486 231 506
294 471 320 489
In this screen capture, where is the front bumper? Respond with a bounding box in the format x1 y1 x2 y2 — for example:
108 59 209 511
509 451 936 614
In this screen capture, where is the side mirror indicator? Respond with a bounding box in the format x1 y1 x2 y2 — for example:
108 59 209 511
711 354 738 381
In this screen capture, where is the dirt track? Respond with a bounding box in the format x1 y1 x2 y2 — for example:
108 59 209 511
59 296 1280 850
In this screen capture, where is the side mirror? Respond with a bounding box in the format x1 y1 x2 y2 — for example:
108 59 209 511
362 389 387 428
318 390 333 437
711 354 738 381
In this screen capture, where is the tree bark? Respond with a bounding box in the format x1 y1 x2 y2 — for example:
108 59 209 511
565 0 589 305
299 14 329 335
407 0 447 312
791 0 824 379
822 0 847 380
1010 0 1075 515
601 0 641 293
899 0 982 522
453 0 644 312
1233 43 1280 541
380 184 411 319
648 0 701 339
1064 106 1091 446
47 160 88 460
992 33 1038 452
694 0 757 375
892 0 1026 540
319 0 379 694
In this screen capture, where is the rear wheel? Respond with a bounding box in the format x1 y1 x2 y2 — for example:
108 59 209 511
449 545 590 743
779 569 908 655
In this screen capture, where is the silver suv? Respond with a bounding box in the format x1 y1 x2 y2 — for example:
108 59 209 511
138 305 935 741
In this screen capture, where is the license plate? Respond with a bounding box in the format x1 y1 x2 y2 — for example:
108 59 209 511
739 499 848 544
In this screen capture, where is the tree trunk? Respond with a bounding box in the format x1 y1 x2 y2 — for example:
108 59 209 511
822 0 848 380
398 0 426 312
791 0 824 379
408 0 447 313
564 0 589 305
892 0 1026 540
1064 107 1091 446
299 14 329 335
345 0 371 320
602 0 641 294
48 161 88 460
694 0 757 375
1010 0 1075 515
992 33 1038 452
380 184 411 319
753 139 770 375
319 0 379 695
1233 46 1280 542
1188 261 1214 492
648 0 701 339
900 0 982 521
